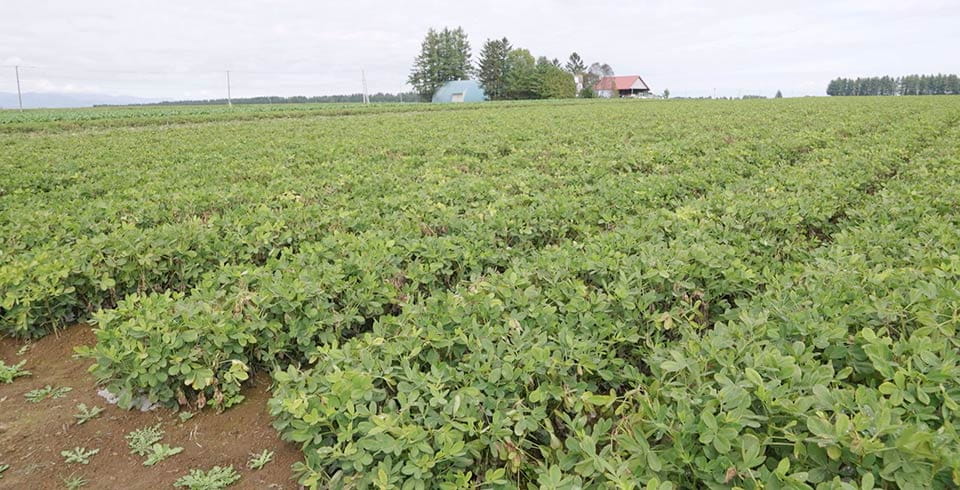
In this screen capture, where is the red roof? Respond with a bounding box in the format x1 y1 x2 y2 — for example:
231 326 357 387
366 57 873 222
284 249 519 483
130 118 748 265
595 75 649 91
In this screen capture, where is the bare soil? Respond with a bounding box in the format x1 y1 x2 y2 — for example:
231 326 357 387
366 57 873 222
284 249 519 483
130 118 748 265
0 325 302 489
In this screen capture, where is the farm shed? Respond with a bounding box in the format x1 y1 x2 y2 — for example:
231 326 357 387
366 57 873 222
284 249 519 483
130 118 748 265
432 80 487 103
595 75 652 98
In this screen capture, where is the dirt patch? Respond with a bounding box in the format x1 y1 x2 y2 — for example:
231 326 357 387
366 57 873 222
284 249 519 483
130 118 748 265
0 325 302 489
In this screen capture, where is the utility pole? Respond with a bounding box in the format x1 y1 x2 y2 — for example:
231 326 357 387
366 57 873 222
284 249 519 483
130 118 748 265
15 65 23 112
361 69 369 104
226 70 232 107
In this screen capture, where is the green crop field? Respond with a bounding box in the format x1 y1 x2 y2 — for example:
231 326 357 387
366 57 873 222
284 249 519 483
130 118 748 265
1 97 959 489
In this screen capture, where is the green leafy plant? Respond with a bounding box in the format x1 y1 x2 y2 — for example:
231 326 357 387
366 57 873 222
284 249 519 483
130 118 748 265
143 444 184 466
24 385 71 403
173 466 241 489
62 474 87 489
53 386 72 398
0 463 8 479
0 360 30 383
246 449 274 470
125 425 164 456
178 411 195 422
60 447 99 465
73 403 104 425
4 93 960 488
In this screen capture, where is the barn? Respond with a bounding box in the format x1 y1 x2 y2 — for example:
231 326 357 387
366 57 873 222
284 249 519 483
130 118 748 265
595 76 652 98
432 80 487 103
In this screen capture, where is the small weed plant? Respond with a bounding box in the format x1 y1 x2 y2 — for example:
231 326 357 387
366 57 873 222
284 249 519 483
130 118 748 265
62 474 88 489
143 444 183 466
173 466 241 489
24 385 71 403
61 447 99 465
0 360 30 383
125 424 164 456
73 404 104 425
247 449 274 470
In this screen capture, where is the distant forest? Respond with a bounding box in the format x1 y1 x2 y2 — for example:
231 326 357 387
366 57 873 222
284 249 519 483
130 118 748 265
827 74 960 96
105 92 421 107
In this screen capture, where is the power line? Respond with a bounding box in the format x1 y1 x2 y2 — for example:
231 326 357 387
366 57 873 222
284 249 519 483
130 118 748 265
1 63 405 77
2 65 225 75
10 73 218 83
3 60 417 109
0 63 43 69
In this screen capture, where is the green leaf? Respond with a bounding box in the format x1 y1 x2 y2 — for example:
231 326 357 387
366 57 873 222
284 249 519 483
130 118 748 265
861 472 875 490
807 417 834 439
775 457 790 477
741 434 761 465
582 392 616 407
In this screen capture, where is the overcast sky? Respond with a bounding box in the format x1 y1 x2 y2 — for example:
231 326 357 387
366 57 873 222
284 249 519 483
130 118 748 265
1 0 957 100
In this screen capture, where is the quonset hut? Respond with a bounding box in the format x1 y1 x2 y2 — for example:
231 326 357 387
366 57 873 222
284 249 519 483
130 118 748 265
432 80 487 103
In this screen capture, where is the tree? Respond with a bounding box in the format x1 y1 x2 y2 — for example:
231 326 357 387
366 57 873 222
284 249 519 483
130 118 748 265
585 62 614 97
408 27 473 100
565 53 586 75
775 90 783 98
901 75 918 95
948 75 960 95
536 57 576 99
826 73 959 96
503 49 538 99
477 37 512 100
663 88 670 99
565 53 587 96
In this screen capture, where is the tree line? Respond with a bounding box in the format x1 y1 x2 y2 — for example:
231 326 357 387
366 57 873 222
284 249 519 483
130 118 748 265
408 27 616 101
826 74 960 96
111 92 421 107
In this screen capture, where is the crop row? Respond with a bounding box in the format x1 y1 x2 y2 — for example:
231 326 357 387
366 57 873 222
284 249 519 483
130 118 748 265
632 125 960 488
264 120 960 488
0 100 851 257
73 100 936 401
82 105 958 487
0 99 590 134
0 101 878 338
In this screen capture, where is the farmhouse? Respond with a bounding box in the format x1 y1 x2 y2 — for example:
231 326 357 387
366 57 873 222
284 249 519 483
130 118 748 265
432 80 487 103
595 75 652 98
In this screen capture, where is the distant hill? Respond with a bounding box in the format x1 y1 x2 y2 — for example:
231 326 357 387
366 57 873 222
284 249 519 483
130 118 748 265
0 92 161 109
